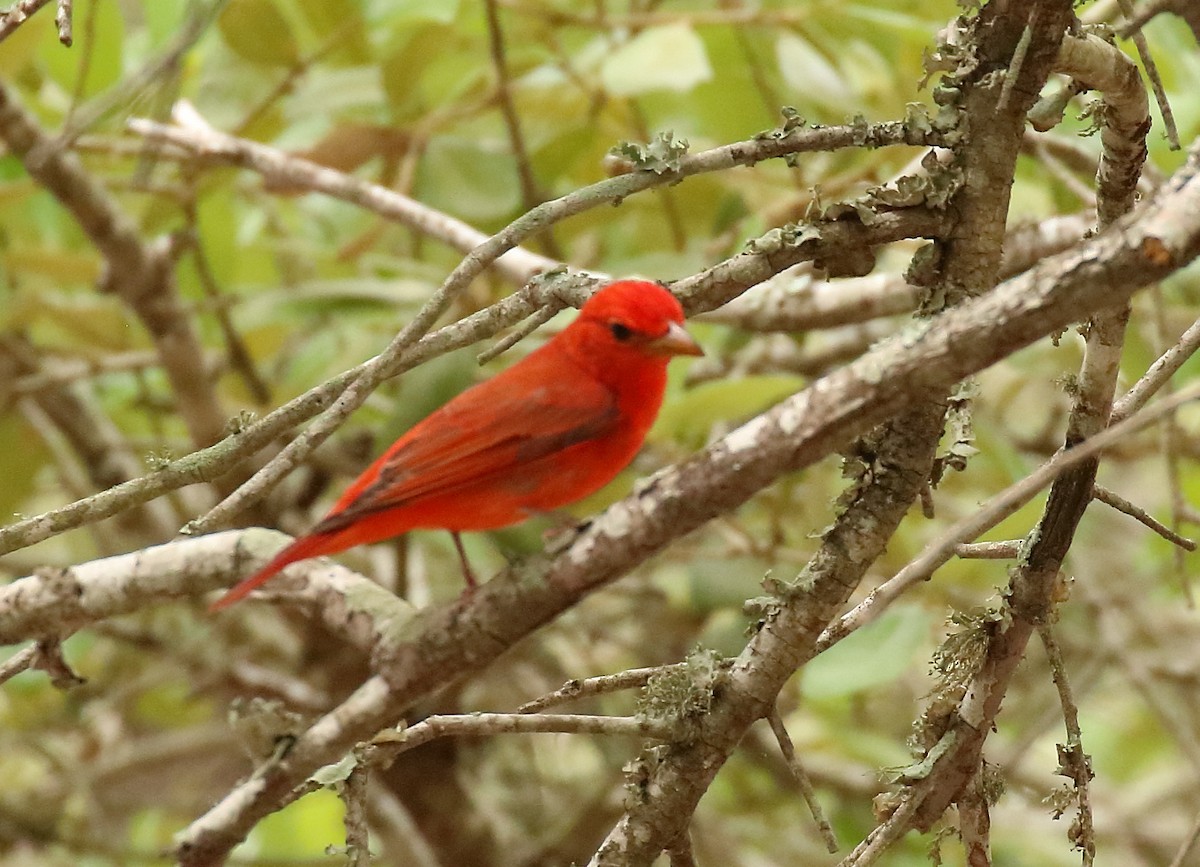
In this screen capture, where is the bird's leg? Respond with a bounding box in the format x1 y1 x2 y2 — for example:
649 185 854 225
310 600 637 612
450 531 478 589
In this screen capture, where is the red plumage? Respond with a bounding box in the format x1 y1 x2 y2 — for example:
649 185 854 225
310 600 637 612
211 280 701 610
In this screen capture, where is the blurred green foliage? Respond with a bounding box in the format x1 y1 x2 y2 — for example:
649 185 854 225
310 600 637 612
2 1 1200 865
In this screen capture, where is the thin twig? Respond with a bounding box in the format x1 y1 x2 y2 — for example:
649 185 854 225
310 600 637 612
1167 803 1200 867
340 761 371 867
30 636 86 689
181 222 272 406
518 665 679 713
0 0 53 43
766 707 839 853
484 0 544 210
1092 483 1196 550
1117 0 1180 149
837 788 927 867
186 116 944 534
818 381 1200 653
1038 625 1095 867
231 17 360 139
130 102 563 287
0 645 36 685
476 299 565 363
954 540 1022 559
1155 292 1194 603
1111 315 1200 422
54 0 70 45
665 831 698 867
370 713 675 763
11 349 175 395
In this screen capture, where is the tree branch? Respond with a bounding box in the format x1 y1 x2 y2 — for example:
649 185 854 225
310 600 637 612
0 79 227 449
171 132 1200 866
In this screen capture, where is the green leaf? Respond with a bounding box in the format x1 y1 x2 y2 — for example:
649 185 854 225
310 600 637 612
286 66 385 119
40 0 125 98
380 23 450 115
296 0 371 64
367 0 461 26
0 3 50 76
218 0 300 67
802 605 932 699
134 681 214 728
416 136 521 222
244 789 346 858
775 32 853 114
0 414 47 520
141 0 192 44
652 374 804 448
601 24 713 96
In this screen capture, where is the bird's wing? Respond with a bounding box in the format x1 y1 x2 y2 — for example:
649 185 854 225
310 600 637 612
314 371 619 533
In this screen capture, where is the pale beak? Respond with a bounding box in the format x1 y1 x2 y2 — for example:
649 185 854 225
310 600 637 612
647 321 703 357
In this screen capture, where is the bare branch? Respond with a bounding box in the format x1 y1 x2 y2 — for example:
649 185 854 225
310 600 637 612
129 101 564 288
371 713 675 759
340 762 371 867
1038 624 1096 866
518 666 678 714
53 0 70 45
766 708 838 853
0 79 227 449
173 131 1200 864
1117 0 1180 148
1111 315 1200 421
954 541 1022 559
701 214 1088 333
0 644 35 685
957 773 993 867
906 24 1152 832
187 116 949 535
1091 483 1197 550
1168 805 1200 867
0 0 53 43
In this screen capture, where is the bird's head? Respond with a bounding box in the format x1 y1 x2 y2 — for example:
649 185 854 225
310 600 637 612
574 280 703 362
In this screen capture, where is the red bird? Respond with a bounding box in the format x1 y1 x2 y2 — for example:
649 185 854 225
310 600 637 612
211 280 702 610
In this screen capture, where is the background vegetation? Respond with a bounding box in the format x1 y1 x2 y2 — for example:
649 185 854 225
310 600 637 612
2 0 1200 865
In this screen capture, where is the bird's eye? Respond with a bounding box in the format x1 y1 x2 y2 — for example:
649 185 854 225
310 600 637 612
609 322 633 341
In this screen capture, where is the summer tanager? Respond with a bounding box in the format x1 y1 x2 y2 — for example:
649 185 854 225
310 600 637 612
211 280 701 610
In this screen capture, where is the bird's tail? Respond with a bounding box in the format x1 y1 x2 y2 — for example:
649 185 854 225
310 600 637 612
209 532 337 611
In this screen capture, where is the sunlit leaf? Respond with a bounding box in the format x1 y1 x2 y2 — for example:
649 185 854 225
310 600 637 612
286 66 386 120
601 24 713 96
803 605 933 699
775 32 854 114
237 789 346 859
367 0 461 26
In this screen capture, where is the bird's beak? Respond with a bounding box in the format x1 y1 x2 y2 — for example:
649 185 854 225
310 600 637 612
647 321 704 357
